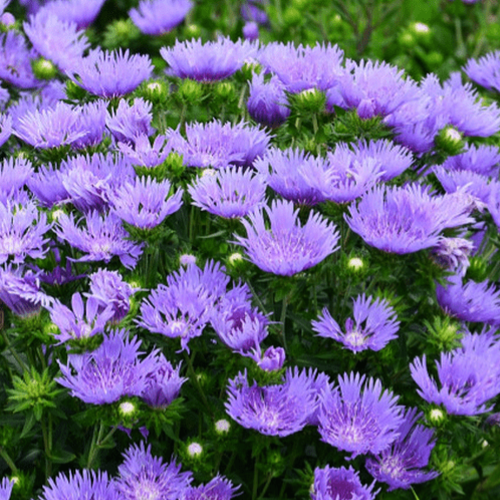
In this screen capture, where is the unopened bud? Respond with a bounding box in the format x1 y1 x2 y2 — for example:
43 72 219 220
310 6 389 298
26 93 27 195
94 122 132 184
187 442 203 457
215 419 231 434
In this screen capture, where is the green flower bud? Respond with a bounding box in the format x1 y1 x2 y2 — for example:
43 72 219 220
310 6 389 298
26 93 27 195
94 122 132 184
185 24 201 38
186 441 203 458
283 7 302 26
428 407 446 426
435 126 464 156
398 31 416 48
119 401 137 418
32 58 58 80
140 80 168 105
290 88 327 114
347 257 364 272
177 79 204 102
214 81 236 101
214 418 231 435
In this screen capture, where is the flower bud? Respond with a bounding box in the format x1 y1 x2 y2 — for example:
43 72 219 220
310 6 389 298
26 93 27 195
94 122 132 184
178 79 204 102
214 418 231 435
435 126 464 156
428 407 446 426
257 346 286 372
185 23 201 38
347 257 364 272
187 441 203 458
32 58 58 80
180 254 197 267
119 401 137 418
141 80 168 105
291 88 327 114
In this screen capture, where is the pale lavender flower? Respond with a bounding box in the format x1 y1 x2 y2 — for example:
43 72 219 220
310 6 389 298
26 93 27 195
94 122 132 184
254 148 329 205
0 199 51 265
489 185 500 230
318 372 404 458
234 199 340 276
243 21 259 41
129 0 192 36
55 211 144 270
366 407 438 491
247 72 290 128
0 478 14 500
255 346 285 371
0 157 33 201
345 184 474 254
431 237 474 274
39 470 116 500
140 353 186 408
436 274 500 327
118 134 173 168
183 475 239 500
241 0 268 24
28 164 70 208
442 144 500 177
258 42 344 93
160 37 257 82
410 331 500 415
40 0 106 29
434 166 492 204
72 100 108 149
56 329 156 405
66 49 153 98
106 98 154 144
47 292 114 344
24 10 89 70
188 167 266 219
312 294 400 353
115 442 192 500
0 113 11 148
86 269 137 322
311 465 378 500
225 368 319 437
464 51 500 94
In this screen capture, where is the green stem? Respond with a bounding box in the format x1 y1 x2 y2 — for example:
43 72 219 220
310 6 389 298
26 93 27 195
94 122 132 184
280 294 290 352
252 454 259 500
87 422 105 469
183 351 213 417
1 330 28 372
258 473 273 500
41 415 52 479
0 447 18 474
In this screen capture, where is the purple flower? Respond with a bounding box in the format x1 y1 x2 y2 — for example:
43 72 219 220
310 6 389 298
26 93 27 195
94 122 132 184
312 294 400 353
0 157 33 201
234 199 340 276
241 1 268 24
72 100 108 149
168 120 271 169
24 10 89 70
410 331 500 415
311 465 378 500
464 50 500 93
39 469 116 500
366 407 438 491
442 144 500 177
254 148 329 205
106 98 154 144
188 167 266 219
345 184 474 254
0 198 51 265
118 134 173 168
243 21 259 41
140 353 186 408
431 237 473 274
137 261 229 351
256 346 285 371
258 42 344 93
0 478 14 500
66 49 153 98
183 475 239 500
436 274 500 327
0 112 12 148
114 442 192 500
47 292 114 344
56 329 157 405
87 269 137 322
55 211 144 270
110 176 183 229
318 372 404 458
129 0 192 36
247 72 290 128
41 0 106 29
160 37 257 82
434 167 492 204
225 368 319 437
489 184 500 230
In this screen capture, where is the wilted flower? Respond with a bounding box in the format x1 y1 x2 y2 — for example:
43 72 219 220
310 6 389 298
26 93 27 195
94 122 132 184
66 49 153 98
188 167 266 218
410 331 500 415
183 475 239 500
115 442 192 500
366 407 438 491
311 465 378 500
312 294 400 353
160 37 257 82
234 199 340 276
129 0 192 36
226 368 319 437
318 372 404 458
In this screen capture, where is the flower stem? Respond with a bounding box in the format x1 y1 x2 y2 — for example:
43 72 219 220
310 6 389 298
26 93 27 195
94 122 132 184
183 351 213 417
0 447 18 474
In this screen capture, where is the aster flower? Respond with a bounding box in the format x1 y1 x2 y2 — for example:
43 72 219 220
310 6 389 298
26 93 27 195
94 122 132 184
0 198 51 265
0 113 11 149
464 50 500 93
241 0 268 24
160 37 257 82
225 368 319 437
56 329 157 405
312 294 400 353
28 164 70 208
431 237 474 274
0 478 13 500
40 0 106 29
243 21 259 41
47 292 114 344
247 72 290 128
55 211 144 270
234 199 340 276
39 469 116 500
72 100 108 149
168 120 271 169
109 176 183 229
140 353 186 408
188 167 266 219
436 274 500 327
441 144 500 177
410 331 500 415
488 185 500 230
24 11 89 70
183 475 239 500
311 465 378 500
0 157 33 201
253 345 286 372
137 261 229 351
86 269 137 322
366 407 438 491
129 0 192 36
118 134 173 168
66 49 153 98
434 166 492 204
106 98 154 144
345 184 474 254
318 372 404 458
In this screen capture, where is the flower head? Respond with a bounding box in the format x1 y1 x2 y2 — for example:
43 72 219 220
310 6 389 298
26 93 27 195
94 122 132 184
441 144 500 177
106 98 154 144
0 157 33 202
234 199 340 276
129 0 192 35
0 478 14 500
40 0 106 29
118 134 173 168
464 50 500 93
183 475 239 500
